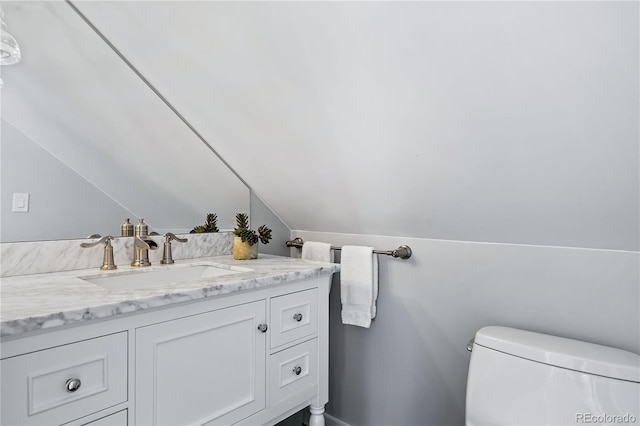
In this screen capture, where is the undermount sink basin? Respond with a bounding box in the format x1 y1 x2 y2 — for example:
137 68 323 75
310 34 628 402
80 263 252 291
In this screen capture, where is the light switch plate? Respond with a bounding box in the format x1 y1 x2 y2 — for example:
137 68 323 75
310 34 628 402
12 193 30 212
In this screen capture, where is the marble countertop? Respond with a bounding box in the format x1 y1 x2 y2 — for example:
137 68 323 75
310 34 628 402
1 255 339 337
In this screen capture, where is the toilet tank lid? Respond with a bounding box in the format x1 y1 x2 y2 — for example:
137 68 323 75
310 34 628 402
474 326 640 383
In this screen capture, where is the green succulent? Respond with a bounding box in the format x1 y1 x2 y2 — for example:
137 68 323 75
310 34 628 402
234 213 249 231
237 228 259 245
190 225 207 234
258 225 272 245
233 213 273 246
190 212 219 233
204 213 219 232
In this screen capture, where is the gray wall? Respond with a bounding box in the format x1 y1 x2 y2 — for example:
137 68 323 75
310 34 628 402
285 4 639 425
1 120 134 242
293 231 639 426
250 191 290 257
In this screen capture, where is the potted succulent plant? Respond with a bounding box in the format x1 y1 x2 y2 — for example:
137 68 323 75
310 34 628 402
190 213 219 233
232 213 272 260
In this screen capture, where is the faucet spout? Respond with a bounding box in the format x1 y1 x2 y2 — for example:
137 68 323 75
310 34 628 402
134 236 158 250
131 218 157 267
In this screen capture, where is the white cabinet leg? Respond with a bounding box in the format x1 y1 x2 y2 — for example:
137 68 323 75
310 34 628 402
308 406 325 426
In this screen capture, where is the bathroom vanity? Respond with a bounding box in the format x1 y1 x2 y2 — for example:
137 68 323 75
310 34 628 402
0 254 339 426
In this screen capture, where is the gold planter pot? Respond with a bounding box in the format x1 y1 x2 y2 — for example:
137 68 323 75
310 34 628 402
233 237 258 260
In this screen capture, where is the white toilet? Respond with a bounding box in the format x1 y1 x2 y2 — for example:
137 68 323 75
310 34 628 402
466 326 640 425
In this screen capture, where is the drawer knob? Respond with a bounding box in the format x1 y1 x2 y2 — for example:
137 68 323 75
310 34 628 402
65 378 82 393
257 323 268 333
292 366 302 376
293 313 303 322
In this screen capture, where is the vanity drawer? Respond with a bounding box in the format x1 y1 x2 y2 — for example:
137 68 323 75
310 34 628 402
269 339 318 406
270 288 318 349
1 332 128 426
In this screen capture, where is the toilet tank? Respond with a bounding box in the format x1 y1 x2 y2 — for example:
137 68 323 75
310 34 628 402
466 326 640 426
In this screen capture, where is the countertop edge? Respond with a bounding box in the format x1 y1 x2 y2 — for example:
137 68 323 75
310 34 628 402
1 255 340 338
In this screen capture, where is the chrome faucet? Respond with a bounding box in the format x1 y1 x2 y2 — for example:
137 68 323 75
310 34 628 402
132 218 158 267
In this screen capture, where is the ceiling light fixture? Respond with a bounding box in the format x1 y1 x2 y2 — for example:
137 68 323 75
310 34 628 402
0 6 21 65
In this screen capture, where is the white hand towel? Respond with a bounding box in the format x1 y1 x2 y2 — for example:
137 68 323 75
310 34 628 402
340 246 378 328
301 241 334 263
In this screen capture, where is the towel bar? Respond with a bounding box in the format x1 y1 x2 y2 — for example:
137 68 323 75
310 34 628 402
286 237 412 260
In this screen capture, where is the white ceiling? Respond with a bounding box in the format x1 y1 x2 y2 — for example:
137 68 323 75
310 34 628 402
65 2 640 250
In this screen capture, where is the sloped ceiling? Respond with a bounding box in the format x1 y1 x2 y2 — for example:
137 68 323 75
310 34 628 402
70 2 639 250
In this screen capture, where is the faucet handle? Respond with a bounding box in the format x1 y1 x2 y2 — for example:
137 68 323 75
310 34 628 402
80 236 117 270
161 233 188 264
80 235 114 248
164 232 188 244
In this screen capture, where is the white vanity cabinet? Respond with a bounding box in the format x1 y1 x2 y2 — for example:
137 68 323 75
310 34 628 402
135 300 267 425
1 332 128 426
0 274 331 426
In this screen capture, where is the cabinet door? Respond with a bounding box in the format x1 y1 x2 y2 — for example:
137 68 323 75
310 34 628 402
135 301 266 426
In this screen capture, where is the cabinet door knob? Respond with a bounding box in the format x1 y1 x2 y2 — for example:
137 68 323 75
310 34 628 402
293 313 303 322
65 378 82 393
292 366 302 376
257 323 268 333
